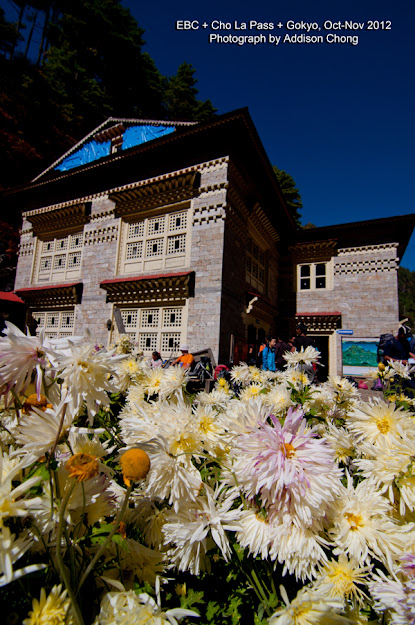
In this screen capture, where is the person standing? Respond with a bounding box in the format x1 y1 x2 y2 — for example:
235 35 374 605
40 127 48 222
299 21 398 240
262 337 277 371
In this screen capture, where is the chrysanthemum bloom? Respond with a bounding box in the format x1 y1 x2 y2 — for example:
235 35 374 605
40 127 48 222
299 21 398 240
65 452 99 482
143 367 164 396
268 585 349 625
23 584 72 625
162 487 241 575
22 394 53 414
0 321 53 403
240 382 265 402
346 398 415 446
283 345 321 367
230 362 253 386
355 438 415 511
230 407 342 525
388 359 415 380
323 422 355 464
327 472 409 569
13 400 74 468
158 366 187 399
314 554 372 605
93 590 199 625
264 384 294 414
105 537 165 587
116 356 143 391
120 448 151 486
54 341 125 420
369 570 415 625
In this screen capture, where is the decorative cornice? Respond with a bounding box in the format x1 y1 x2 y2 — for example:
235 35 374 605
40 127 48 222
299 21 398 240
192 203 226 226
26 202 91 238
337 242 398 256
15 283 83 308
110 172 200 218
100 271 194 305
18 241 35 257
334 258 399 275
289 240 338 262
295 312 341 333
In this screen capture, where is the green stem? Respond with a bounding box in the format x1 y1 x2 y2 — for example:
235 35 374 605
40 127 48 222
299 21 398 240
56 479 85 625
76 484 132 594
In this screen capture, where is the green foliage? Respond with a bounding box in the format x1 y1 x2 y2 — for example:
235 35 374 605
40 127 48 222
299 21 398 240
398 266 415 327
273 166 303 226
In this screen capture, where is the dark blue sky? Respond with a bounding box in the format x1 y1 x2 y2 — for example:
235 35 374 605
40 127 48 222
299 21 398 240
124 0 415 268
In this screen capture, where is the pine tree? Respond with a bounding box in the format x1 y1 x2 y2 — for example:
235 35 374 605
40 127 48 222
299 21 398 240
273 166 303 226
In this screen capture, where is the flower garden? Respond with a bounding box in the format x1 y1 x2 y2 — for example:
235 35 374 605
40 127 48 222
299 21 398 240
0 322 415 624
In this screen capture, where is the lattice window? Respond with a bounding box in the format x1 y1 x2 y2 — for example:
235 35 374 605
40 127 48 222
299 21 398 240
33 309 75 338
54 255 66 270
142 309 159 328
116 305 185 356
146 238 163 257
68 252 82 267
139 333 158 351
40 257 52 271
56 238 68 251
126 242 143 260
147 216 165 236
161 333 181 352
128 222 144 239
168 211 187 232
33 312 45 327
42 241 54 253
36 233 83 283
167 234 186 255
163 308 182 327
121 310 139 329
120 209 190 274
70 234 83 249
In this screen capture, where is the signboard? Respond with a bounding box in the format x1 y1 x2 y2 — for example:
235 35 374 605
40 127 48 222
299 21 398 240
342 337 379 376
337 329 353 335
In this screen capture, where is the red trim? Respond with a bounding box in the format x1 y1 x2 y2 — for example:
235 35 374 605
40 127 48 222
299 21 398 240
296 311 342 316
15 282 81 294
0 292 25 303
100 271 192 285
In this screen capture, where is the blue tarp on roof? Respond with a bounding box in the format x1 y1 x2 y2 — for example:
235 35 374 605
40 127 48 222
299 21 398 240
55 140 111 172
54 124 176 172
122 124 175 149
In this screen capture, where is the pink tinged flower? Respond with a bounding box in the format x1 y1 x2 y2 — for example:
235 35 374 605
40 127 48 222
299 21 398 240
232 407 342 524
0 322 52 403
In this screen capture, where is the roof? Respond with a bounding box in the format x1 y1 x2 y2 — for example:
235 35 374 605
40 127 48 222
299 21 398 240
4 108 296 235
0 291 24 304
294 214 415 262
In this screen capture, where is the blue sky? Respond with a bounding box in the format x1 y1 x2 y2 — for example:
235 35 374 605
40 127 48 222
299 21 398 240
124 0 415 268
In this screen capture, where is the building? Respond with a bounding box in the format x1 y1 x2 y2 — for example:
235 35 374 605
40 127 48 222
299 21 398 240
6 109 415 376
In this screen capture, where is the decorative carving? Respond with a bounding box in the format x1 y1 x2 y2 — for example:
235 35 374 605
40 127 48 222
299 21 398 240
100 271 194 305
84 225 120 246
15 283 83 308
295 312 341 333
289 240 337 262
192 203 226 226
334 258 399 275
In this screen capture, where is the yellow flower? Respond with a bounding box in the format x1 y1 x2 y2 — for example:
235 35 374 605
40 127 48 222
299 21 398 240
23 584 72 625
120 448 151 486
378 362 386 372
65 453 99 482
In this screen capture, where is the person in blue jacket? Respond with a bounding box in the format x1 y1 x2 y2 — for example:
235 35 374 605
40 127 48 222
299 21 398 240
262 337 277 371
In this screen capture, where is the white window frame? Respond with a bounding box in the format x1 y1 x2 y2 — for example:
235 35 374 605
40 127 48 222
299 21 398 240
297 261 332 291
35 233 83 284
119 208 191 275
116 303 187 357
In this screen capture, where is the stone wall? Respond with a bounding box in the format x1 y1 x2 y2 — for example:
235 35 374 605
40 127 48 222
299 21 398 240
187 159 228 362
15 218 35 290
296 243 400 375
76 196 119 344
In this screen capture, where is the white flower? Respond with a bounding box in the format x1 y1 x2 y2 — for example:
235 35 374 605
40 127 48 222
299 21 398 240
0 526 46 586
230 407 342 526
313 554 372 605
268 585 349 625
388 359 415 380
283 345 320 367
162 487 241 575
55 341 124 420
0 321 53 402
264 384 294 414
327 472 409 569
93 590 199 625
346 398 415 445
369 570 415 625
13 400 74 467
